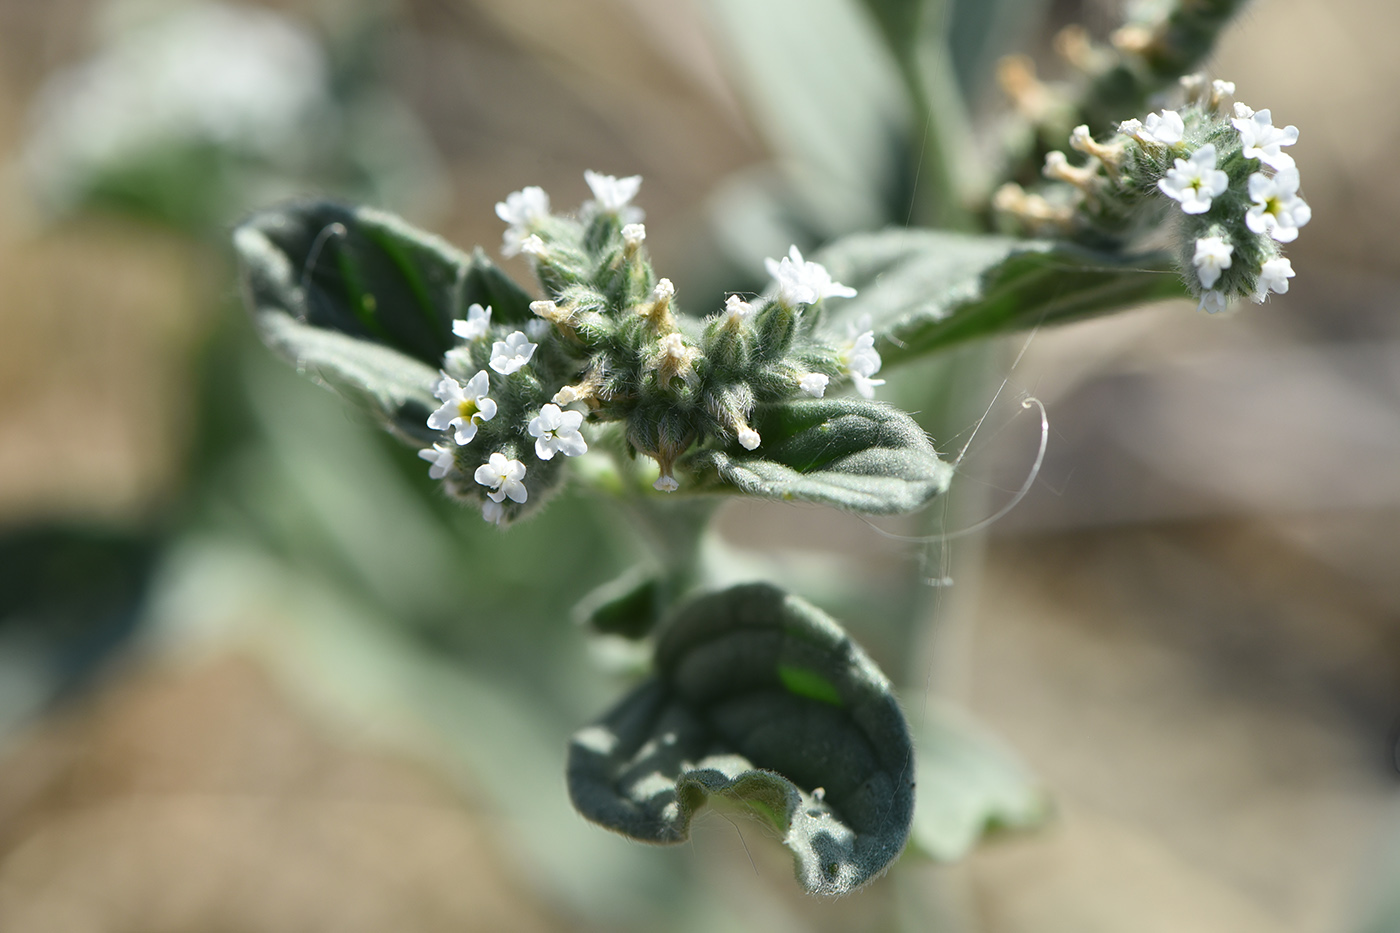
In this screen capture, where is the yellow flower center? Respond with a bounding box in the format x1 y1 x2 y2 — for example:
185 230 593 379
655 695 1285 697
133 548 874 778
458 398 480 421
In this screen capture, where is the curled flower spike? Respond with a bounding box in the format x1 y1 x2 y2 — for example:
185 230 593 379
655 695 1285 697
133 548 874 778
428 370 497 444
475 452 528 503
1246 169 1310 243
1158 144 1228 214
799 372 829 398
452 303 491 341
584 170 644 223
490 331 538 375
1192 236 1233 289
1232 104 1298 170
1253 258 1295 302
417 441 456 480
765 245 857 307
528 403 588 460
496 186 550 257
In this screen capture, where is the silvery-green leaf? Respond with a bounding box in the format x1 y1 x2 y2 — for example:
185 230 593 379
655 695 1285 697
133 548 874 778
573 566 664 640
688 398 952 514
568 583 915 896
254 310 440 446
817 229 1186 366
910 703 1049 862
234 200 534 367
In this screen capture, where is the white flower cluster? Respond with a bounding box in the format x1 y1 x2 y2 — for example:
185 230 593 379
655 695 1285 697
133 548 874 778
1117 95 1308 314
416 294 590 525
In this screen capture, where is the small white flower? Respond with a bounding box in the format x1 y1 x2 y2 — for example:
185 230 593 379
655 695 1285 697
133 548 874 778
764 245 857 307
1117 118 1144 137
737 427 761 451
1212 79 1235 98
1136 109 1185 146
482 500 506 525
652 278 675 301
520 234 547 257
840 317 885 398
1157 144 1228 214
621 223 646 246
799 372 829 397
1246 168 1311 243
1233 101 1254 120
495 185 550 257
1198 290 1230 314
427 370 497 445
525 318 551 340
653 474 679 493
489 331 537 374
474 452 528 503
417 441 457 480
722 294 755 325
528 403 588 460
1192 236 1234 289
583 170 644 223
452 303 492 341
1253 257 1295 302
1231 107 1298 170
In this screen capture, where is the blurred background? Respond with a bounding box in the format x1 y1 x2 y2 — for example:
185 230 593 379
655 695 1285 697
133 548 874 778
0 0 1398 930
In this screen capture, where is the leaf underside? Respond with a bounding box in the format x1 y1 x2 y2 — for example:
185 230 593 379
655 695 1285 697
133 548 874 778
688 397 953 514
567 583 915 896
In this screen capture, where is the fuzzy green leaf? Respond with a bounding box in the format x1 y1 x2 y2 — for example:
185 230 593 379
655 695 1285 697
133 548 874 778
816 229 1187 366
910 704 1049 861
234 200 534 367
567 583 914 896
688 398 952 514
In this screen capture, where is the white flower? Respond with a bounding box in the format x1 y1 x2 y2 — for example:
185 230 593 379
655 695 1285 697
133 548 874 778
1246 168 1311 243
654 474 679 493
489 331 537 374
495 186 550 257
1157 144 1228 214
1192 236 1234 289
722 294 755 324
525 318 551 340
799 372 829 397
764 245 857 307
528 403 588 460
583 170 644 223
520 234 547 257
417 441 457 480
1136 109 1185 146
622 223 646 247
652 278 675 301
1231 107 1298 170
452 303 491 341
1212 79 1236 99
840 317 885 398
1198 290 1230 314
1253 257 1295 302
737 427 761 450
1117 118 1144 137
427 370 497 445
482 500 506 525
474 452 528 503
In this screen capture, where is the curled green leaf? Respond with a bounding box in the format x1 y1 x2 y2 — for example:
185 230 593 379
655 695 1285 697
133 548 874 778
816 228 1186 366
687 397 952 514
567 583 915 896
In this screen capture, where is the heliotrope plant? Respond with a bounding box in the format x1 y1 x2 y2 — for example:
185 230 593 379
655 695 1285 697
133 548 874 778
234 62 1304 894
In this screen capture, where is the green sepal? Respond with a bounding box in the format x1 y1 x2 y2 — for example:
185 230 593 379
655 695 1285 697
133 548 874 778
567 583 915 896
909 703 1050 862
816 229 1187 366
687 398 952 514
233 200 535 368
